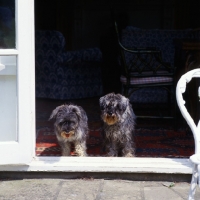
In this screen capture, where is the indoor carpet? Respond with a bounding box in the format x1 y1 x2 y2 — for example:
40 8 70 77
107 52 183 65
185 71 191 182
36 97 195 158
36 126 194 158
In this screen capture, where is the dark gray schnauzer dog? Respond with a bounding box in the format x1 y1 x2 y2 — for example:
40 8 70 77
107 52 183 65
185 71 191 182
49 104 88 156
99 93 136 157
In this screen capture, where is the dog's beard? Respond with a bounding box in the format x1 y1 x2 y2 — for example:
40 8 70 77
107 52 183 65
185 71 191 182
60 130 75 138
102 114 118 125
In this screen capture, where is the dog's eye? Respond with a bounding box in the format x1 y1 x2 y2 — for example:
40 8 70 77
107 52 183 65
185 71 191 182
116 104 122 111
70 121 75 125
59 121 69 126
60 121 66 125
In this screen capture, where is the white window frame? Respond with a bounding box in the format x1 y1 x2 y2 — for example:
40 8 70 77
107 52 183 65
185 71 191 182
0 0 193 175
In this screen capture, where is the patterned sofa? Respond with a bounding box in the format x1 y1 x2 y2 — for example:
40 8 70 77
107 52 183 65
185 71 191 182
35 30 103 100
120 27 200 103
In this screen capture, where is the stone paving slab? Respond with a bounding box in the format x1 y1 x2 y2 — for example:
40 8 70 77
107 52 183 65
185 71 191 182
101 180 143 200
170 182 200 200
0 179 200 200
0 179 61 200
144 185 183 200
142 181 200 200
57 179 102 200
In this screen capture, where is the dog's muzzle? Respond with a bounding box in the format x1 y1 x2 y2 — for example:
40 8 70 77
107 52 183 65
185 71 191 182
103 113 118 125
61 131 75 138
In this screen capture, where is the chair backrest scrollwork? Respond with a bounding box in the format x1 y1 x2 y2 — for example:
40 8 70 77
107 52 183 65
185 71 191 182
176 69 200 154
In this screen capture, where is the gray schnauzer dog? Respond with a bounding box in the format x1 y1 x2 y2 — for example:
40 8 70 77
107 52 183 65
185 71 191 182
49 104 88 156
99 93 136 157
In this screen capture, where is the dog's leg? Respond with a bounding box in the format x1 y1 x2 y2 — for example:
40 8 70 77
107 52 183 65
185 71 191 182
107 141 118 157
122 141 135 157
60 142 71 156
74 141 87 157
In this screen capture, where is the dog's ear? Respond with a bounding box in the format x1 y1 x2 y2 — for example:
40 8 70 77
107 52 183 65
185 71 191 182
116 94 129 112
71 105 88 122
49 105 63 120
121 95 129 105
99 96 104 105
99 96 106 111
71 106 81 117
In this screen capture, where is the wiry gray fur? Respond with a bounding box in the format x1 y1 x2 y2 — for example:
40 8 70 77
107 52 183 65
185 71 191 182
49 104 88 156
99 93 136 157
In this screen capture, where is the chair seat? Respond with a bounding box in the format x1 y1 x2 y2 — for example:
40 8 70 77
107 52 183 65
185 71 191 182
176 69 200 199
190 154 200 165
120 75 173 85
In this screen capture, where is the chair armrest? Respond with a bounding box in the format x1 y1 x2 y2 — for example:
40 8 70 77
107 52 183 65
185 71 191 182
131 47 157 51
60 51 82 64
119 41 160 54
58 48 102 64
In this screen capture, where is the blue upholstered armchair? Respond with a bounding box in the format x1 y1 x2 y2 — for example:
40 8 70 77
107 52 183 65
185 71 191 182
35 30 103 99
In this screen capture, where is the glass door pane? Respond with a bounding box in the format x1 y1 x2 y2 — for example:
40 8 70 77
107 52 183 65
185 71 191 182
0 1 15 49
0 56 17 141
0 1 17 143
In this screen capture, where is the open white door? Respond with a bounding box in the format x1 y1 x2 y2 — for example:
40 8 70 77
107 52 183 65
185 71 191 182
0 0 35 164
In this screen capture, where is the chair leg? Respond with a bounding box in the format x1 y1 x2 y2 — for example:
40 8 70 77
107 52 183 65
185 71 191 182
173 95 177 130
172 85 177 130
123 86 129 97
188 164 198 200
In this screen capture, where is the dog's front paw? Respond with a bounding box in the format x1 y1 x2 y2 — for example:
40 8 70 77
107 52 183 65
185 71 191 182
61 152 71 156
77 152 88 157
106 151 118 157
124 152 135 157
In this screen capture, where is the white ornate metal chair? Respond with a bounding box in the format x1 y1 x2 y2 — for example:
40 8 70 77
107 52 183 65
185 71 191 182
176 68 200 200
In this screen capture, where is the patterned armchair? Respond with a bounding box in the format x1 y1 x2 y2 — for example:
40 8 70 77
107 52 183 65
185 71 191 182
120 27 200 103
35 30 103 99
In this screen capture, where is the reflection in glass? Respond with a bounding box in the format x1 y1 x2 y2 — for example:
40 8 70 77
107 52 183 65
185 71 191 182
0 56 17 141
0 0 15 49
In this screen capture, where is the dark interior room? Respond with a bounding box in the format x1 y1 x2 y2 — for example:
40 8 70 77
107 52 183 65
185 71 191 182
35 0 200 158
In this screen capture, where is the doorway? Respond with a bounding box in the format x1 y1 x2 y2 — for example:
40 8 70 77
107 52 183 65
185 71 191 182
34 0 198 159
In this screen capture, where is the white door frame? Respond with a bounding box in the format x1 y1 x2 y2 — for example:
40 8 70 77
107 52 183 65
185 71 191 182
0 157 192 174
0 0 193 175
0 0 35 164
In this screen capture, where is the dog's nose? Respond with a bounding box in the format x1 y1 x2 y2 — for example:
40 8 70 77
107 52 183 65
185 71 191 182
107 111 113 116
